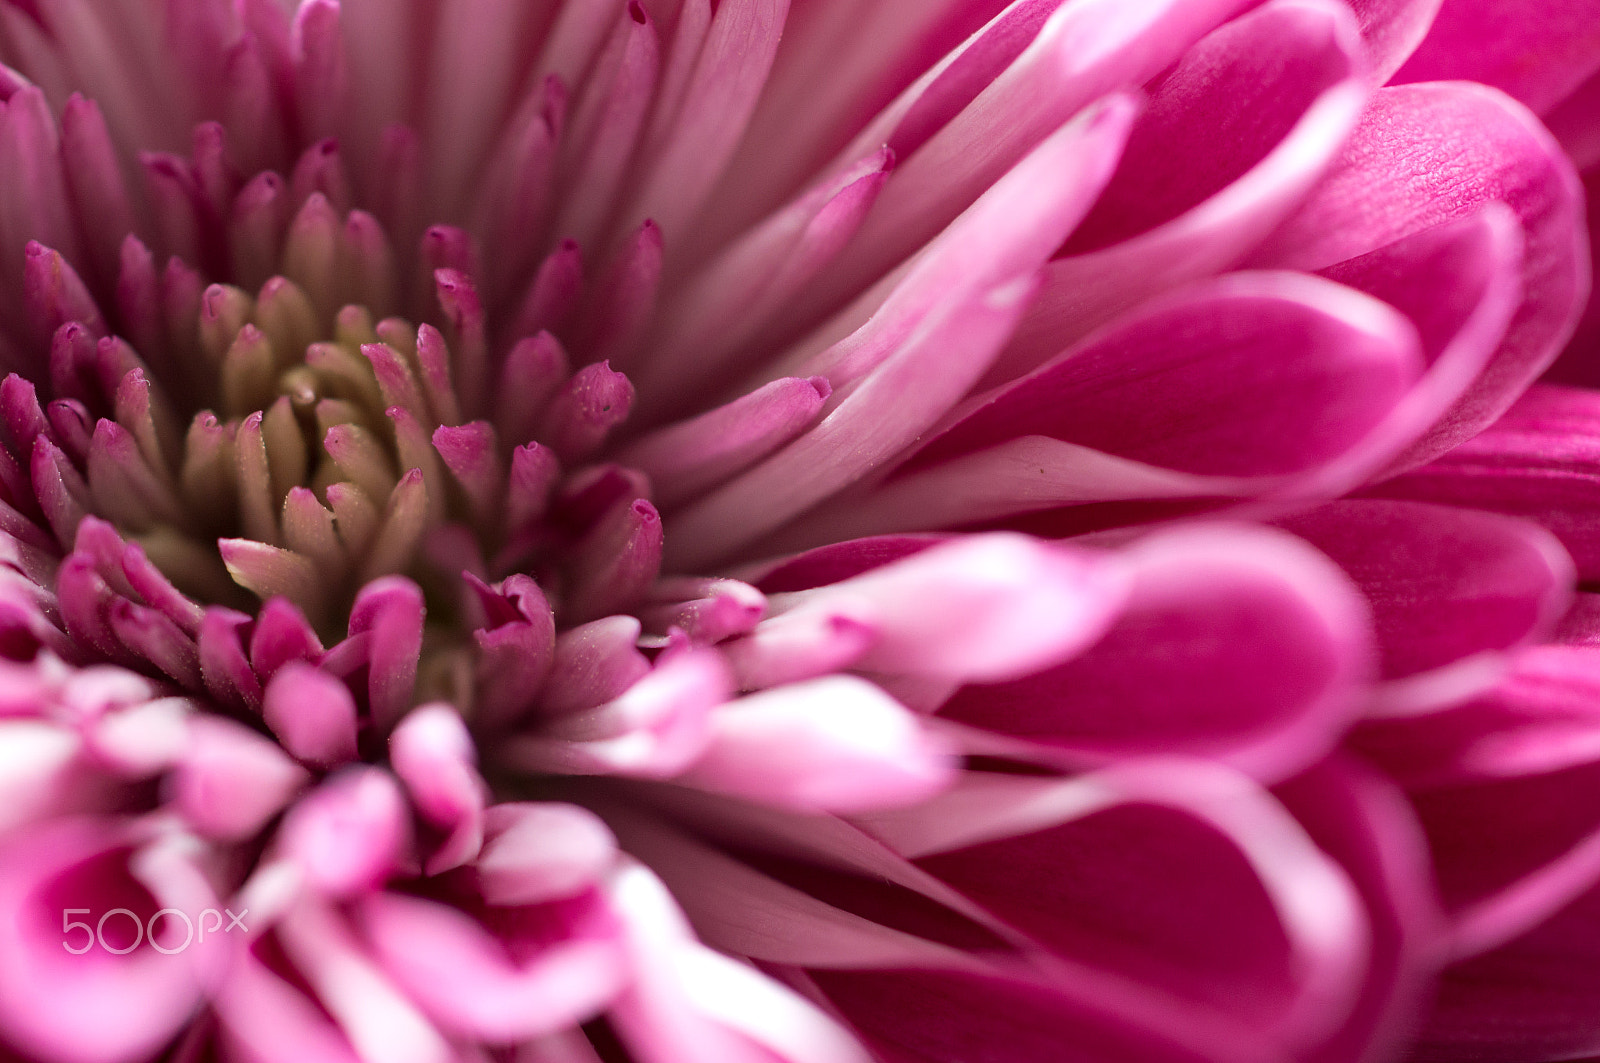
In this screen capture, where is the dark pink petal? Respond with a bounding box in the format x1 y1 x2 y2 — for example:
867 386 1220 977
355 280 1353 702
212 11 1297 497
1278 501 1574 701
965 274 1420 479
1370 384 1600 579
1416 870 1600 1062
797 273 1423 545
1352 644 1600 955
996 0 1368 378
941 525 1372 782
814 964 1248 1063
1249 82 1590 457
1393 0 1600 114
859 762 1369 1054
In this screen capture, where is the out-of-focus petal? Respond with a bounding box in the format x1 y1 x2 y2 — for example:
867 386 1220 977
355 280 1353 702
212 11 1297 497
1393 0 1600 114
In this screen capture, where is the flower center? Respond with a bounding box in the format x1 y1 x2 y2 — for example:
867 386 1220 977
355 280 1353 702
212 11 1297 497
13 143 663 720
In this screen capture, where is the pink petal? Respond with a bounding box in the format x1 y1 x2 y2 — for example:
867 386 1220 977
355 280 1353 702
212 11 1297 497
680 676 956 812
357 889 626 1043
388 704 486 876
0 820 205 1063
664 94 1137 567
507 649 732 778
796 272 1423 545
171 716 310 841
941 524 1373 781
606 862 874 1063
1393 0 1600 114
1249 81 1590 456
994 0 1369 379
1352 643 1600 956
477 802 618 907
262 662 360 769
1278 500 1575 696
760 533 1127 685
279 768 410 898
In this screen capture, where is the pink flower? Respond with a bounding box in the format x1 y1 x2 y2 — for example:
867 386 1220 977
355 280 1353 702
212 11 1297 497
0 1 1590 1062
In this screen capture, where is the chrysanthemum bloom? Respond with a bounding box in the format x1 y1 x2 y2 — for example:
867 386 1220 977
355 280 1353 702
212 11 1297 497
0 0 1590 1061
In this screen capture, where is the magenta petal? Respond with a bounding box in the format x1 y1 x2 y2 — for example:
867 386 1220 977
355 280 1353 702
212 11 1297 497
802 272 1424 544
941 524 1373 782
815 964 1255 1063
1273 756 1443 1063
1249 82 1590 452
1320 203 1525 474
1393 0 1600 114
1343 0 1445 82
864 762 1369 1053
1352 643 1600 955
935 273 1421 478
1278 500 1574 691
1371 384 1600 580
1416 879 1600 1063
997 0 1369 378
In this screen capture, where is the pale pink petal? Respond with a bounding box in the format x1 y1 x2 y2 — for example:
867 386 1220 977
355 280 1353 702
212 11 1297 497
680 676 956 812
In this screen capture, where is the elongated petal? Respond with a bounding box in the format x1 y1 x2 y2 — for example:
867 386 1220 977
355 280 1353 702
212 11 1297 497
1250 82 1590 459
997 0 1369 376
941 524 1372 782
